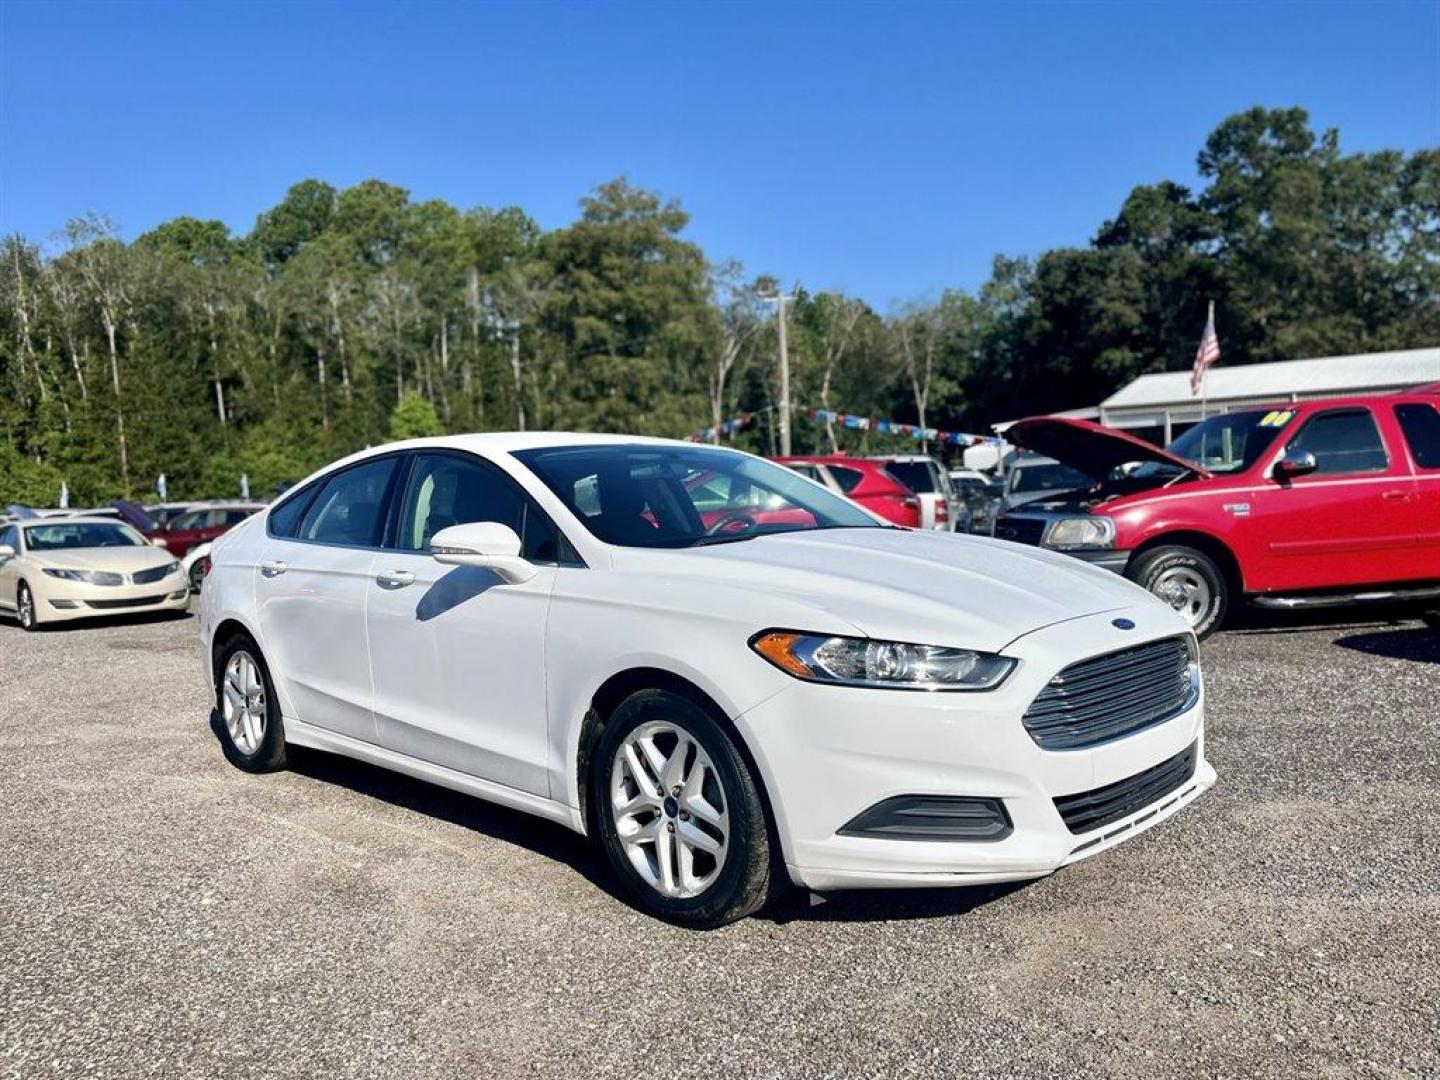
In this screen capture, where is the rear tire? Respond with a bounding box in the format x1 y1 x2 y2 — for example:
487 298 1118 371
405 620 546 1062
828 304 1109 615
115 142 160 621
16 581 38 631
590 689 776 929
214 634 286 773
1128 545 1229 639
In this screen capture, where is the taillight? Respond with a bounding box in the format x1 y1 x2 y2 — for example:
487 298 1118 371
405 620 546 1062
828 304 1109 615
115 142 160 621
936 501 949 522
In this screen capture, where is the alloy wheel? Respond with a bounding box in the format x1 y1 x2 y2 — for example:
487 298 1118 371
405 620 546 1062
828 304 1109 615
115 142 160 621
221 651 267 755
17 585 34 629
1153 566 1212 629
609 720 730 899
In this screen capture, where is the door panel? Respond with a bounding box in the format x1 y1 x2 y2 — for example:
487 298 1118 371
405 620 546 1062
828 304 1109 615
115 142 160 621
253 454 401 741
255 541 380 740
1246 407 1420 591
367 553 555 793
0 525 19 608
1395 402 1440 574
367 451 559 794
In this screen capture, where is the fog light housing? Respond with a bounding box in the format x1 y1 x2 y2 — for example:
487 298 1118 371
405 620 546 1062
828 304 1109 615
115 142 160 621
839 795 1012 842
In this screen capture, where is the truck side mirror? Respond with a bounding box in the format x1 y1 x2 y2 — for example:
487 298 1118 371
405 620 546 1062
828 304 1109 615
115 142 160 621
1273 450 1318 481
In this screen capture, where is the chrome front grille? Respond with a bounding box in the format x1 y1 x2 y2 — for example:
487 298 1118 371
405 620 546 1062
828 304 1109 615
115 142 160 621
1023 636 1196 750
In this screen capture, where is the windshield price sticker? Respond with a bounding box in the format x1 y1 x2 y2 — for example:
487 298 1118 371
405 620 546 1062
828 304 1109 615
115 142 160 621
1258 410 1295 428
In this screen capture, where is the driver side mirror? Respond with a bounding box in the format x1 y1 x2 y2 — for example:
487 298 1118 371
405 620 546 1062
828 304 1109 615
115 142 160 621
429 522 536 584
151 537 169 548
1273 450 1318 481
0 544 14 559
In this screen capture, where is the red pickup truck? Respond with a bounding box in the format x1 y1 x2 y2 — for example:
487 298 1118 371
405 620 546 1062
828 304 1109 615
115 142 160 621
993 388 1440 636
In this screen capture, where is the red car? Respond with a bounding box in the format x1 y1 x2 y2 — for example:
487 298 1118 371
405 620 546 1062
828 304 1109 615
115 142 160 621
774 455 924 528
993 388 1440 636
114 501 264 558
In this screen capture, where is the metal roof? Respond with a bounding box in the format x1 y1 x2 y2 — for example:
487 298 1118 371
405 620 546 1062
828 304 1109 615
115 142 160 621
1101 347 1440 411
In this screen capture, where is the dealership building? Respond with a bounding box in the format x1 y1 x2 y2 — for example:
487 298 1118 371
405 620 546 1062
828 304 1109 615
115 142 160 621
1089 345 1440 445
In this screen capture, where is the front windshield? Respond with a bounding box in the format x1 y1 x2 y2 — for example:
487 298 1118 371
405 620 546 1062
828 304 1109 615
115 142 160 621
1162 411 1287 474
1008 462 1090 494
24 522 149 551
513 443 882 548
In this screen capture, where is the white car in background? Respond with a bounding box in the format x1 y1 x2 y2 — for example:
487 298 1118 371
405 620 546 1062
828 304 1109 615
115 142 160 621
0 517 189 630
199 434 1214 927
867 454 961 531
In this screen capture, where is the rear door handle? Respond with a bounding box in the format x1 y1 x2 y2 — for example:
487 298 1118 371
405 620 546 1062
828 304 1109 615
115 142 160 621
377 570 415 589
1381 490 1411 502
259 560 288 578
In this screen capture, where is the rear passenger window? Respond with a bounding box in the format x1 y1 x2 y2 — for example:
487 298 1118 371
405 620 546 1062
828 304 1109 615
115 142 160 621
267 486 314 538
299 457 399 546
827 465 864 494
1395 404 1440 469
1286 409 1387 475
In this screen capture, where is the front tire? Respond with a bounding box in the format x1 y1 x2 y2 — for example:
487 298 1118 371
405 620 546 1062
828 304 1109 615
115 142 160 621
16 581 38 631
591 689 775 928
214 635 286 773
1128 545 1229 638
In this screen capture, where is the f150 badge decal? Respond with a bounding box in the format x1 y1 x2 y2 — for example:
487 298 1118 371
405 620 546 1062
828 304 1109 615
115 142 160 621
1223 502 1251 516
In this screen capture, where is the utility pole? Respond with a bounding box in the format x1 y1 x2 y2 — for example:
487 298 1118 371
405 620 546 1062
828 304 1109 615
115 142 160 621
761 287 794 455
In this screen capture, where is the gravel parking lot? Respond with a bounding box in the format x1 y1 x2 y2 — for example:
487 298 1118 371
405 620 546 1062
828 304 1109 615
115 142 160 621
2 606 1437 1079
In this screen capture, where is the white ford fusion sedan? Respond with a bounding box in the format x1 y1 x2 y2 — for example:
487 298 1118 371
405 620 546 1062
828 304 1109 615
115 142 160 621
198 433 1215 927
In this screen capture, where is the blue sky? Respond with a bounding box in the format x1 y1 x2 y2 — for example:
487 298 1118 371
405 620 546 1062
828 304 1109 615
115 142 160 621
1 1 1435 309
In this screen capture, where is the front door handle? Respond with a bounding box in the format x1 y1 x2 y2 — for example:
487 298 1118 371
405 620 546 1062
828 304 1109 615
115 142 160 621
377 570 415 589
259 560 288 578
1381 490 1411 502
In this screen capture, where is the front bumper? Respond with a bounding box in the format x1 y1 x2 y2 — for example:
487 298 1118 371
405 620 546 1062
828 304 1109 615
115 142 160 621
35 573 190 623
734 605 1213 890
1065 548 1132 574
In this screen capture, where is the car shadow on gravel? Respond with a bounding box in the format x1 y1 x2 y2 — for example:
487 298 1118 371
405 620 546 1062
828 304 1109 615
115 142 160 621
762 879 1032 924
282 744 619 897
1332 625 1440 664
1223 603 1429 638
277 743 1035 926
3 609 192 633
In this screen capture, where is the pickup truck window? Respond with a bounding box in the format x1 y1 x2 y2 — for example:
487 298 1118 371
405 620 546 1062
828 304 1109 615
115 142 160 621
1286 408 1388 475
1395 403 1440 469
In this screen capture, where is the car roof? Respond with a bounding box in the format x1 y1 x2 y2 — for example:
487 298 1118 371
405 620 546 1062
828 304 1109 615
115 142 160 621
775 455 886 468
867 454 938 463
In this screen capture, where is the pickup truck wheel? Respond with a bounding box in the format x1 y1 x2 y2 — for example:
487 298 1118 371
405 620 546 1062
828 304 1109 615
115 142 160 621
1128 545 1228 639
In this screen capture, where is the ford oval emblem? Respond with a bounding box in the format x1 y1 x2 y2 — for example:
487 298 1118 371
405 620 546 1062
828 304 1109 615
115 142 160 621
1112 618 1136 630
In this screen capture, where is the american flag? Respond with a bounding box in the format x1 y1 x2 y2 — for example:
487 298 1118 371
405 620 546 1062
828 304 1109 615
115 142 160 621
1190 301 1220 395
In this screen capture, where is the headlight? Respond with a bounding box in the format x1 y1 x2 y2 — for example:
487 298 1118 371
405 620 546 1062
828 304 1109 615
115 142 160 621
42 568 123 586
750 630 1016 691
166 560 182 575
1043 515 1116 550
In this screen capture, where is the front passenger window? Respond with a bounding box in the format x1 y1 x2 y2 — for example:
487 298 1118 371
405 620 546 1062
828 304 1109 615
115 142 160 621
1285 409 1387 475
299 457 399 546
395 453 560 563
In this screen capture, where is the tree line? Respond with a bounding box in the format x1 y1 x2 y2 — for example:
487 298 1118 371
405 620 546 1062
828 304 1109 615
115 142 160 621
2 106 1435 505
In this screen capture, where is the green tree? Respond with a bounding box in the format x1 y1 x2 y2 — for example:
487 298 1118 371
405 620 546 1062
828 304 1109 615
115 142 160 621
388 390 443 440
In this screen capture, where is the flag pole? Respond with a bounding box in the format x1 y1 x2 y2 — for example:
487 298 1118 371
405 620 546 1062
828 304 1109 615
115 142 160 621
1199 300 1213 421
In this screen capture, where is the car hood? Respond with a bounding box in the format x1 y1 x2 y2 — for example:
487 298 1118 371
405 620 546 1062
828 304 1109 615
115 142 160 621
27 547 175 573
110 499 158 533
610 527 1156 653
1007 417 1208 480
